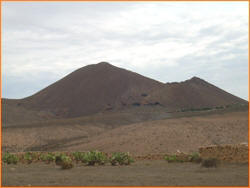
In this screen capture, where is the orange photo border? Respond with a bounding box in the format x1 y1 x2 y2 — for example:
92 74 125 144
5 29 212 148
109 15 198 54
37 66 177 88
0 1 249 188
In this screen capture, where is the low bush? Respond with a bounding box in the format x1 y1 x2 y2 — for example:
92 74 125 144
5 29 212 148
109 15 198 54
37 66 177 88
2 151 135 167
60 155 74 169
189 152 202 163
39 152 56 164
110 152 134 165
24 152 37 164
72 151 85 162
2 152 19 164
82 151 108 166
215 106 224 109
201 158 218 168
165 155 182 163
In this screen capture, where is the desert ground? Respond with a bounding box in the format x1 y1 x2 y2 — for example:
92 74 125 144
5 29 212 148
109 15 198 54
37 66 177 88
2 107 249 186
2 108 248 155
2 160 248 186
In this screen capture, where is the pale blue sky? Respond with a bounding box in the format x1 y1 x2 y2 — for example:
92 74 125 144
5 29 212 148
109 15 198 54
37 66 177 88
2 2 248 100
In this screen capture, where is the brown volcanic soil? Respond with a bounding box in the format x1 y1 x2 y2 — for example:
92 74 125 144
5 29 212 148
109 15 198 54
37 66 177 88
15 62 164 118
1 98 56 126
3 110 248 155
146 77 247 110
2 105 171 127
2 161 248 186
2 62 247 121
68 111 248 155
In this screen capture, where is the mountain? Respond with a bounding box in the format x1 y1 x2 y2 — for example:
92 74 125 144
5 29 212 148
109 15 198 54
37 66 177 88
12 62 164 118
144 76 247 111
2 62 247 121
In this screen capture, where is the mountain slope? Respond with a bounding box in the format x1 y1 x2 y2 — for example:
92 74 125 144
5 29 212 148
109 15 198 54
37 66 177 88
145 76 247 110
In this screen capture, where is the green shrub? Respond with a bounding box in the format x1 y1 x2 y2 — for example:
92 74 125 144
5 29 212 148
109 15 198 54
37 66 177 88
215 106 224 109
60 156 74 169
189 153 202 163
110 152 134 165
165 155 182 163
2 152 19 164
201 158 218 168
82 151 108 166
24 152 35 164
39 152 56 163
201 107 212 111
72 151 85 162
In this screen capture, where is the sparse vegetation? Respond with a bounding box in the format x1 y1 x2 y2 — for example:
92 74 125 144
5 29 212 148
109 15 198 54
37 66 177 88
39 152 56 163
189 152 202 163
177 103 247 113
1 151 205 166
110 152 134 165
2 152 19 164
201 158 218 168
72 151 85 162
215 106 224 109
81 151 108 166
165 154 183 163
24 152 36 164
2 151 135 167
180 107 213 112
60 155 74 169
165 153 203 163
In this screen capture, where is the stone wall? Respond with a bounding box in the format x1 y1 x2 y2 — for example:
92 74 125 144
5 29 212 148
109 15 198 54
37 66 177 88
199 144 248 163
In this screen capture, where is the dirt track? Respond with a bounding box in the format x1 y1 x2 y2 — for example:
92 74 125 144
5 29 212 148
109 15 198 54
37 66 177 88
2 160 248 186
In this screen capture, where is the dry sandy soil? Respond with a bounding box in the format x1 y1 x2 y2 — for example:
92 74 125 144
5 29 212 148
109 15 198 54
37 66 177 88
3 110 248 155
2 160 248 186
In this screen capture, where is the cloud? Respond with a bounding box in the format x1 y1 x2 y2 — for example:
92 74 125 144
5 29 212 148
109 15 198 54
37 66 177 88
2 2 248 100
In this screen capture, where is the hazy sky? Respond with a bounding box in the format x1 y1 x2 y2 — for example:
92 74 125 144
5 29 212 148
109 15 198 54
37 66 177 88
2 2 248 100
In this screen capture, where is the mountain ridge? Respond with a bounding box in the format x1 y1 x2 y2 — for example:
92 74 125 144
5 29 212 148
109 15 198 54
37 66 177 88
2 62 247 119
